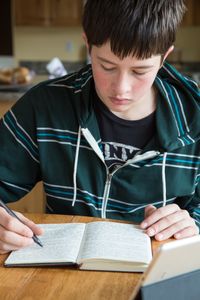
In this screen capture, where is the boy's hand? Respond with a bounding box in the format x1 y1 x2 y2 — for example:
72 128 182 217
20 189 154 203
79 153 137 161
140 204 199 241
0 207 43 254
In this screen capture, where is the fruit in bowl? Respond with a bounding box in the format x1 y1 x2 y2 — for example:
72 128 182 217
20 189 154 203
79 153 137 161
0 67 34 85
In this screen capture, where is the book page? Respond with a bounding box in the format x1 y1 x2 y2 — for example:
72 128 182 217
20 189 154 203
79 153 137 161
77 222 152 264
5 223 86 266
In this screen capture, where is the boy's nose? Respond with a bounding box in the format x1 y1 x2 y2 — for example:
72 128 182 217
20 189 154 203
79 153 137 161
112 73 132 95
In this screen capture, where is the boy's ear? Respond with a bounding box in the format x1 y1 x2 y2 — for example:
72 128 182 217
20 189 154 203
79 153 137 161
82 32 89 49
160 45 174 68
163 45 174 61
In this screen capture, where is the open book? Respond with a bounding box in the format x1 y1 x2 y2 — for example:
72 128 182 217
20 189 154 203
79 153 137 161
4 221 152 272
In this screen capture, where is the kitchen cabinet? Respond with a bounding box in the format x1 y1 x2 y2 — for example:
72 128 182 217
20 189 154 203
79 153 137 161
14 0 83 27
181 0 200 26
50 0 83 26
14 0 49 26
192 0 200 25
0 99 45 213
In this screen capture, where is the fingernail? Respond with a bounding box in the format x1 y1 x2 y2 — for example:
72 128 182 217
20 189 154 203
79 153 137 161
174 233 181 239
141 222 148 229
147 228 155 236
156 233 163 241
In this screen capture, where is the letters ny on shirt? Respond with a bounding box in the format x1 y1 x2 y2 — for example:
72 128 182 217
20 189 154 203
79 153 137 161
101 141 140 170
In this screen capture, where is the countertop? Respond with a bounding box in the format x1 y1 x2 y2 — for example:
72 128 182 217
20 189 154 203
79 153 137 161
0 59 87 102
0 75 48 102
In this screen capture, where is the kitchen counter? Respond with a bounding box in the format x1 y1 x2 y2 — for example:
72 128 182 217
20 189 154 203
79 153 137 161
0 60 87 102
0 75 48 102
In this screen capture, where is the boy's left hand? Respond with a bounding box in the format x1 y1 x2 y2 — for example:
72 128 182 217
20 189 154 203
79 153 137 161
140 204 199 241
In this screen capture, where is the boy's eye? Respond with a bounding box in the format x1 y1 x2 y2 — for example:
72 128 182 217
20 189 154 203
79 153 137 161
101 65 115 71
132 71 147 76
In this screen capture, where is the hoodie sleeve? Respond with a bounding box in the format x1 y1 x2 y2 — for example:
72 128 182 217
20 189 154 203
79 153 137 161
0 91 41 204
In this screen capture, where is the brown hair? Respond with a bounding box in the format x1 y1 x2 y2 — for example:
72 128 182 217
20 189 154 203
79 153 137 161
82 0 186 59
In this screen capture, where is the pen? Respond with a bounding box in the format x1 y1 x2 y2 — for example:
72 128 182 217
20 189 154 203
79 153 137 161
0 199 43 247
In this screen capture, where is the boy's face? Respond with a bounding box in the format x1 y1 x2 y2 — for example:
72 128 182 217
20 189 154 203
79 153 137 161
90 42 164 120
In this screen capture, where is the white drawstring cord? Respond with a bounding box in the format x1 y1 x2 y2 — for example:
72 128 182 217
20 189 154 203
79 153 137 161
162 152 167 207
72 126 81 206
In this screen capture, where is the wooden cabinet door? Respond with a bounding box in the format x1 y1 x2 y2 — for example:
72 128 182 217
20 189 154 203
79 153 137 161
182 0 194 26
181 0 200 26
14 0 50 26
193 0 200 25
50 0 82 26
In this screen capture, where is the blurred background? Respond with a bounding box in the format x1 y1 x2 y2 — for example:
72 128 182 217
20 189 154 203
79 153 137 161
0 0 200 83
0 0 86 74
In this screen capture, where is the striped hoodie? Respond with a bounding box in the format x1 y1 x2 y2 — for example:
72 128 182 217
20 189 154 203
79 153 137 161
0 62 200 226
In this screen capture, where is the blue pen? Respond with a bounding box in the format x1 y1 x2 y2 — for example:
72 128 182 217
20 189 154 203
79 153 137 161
0 199 43 247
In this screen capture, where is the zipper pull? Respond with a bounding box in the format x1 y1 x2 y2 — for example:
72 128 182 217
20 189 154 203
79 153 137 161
128 150 160 164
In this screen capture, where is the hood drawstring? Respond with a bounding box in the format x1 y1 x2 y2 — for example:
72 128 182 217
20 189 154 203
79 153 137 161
162 152 167 207
72 126 81 206
72 126 168 209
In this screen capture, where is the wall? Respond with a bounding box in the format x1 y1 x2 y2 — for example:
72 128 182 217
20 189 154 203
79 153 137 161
13 26 86 64
13 25 200 65
175 26 200 61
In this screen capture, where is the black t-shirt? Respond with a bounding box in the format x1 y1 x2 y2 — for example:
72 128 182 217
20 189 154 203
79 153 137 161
94 92 156 171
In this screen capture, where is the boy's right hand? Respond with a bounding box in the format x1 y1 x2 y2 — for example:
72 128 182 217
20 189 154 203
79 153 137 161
0 207 43 254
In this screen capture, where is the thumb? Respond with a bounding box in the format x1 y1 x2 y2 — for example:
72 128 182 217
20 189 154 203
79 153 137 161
144 205 157 218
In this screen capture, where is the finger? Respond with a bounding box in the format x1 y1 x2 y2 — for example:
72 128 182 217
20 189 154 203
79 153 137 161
0 226 34 254
140 205 157 229
174 224 199 240
141 204 180 229
145 210 190 237
15 212 44 236
144 205 157 218
0 208 36 238
154 218 197 241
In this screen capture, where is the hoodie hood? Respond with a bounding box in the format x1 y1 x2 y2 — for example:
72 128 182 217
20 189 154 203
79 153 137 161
155 62 200 151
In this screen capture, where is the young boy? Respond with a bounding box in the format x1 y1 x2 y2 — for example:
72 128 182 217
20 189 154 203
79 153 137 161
0 0 199 254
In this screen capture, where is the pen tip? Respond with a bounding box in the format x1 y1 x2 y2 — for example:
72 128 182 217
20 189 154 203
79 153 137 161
33 236 43 247
37 241 43 247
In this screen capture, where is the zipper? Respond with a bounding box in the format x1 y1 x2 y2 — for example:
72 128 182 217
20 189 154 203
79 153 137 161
101 165 126 219
101 150 160 218
81 127 160 219
102 171 112 218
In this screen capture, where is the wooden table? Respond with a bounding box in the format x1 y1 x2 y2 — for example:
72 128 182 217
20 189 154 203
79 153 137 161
0 213 163 300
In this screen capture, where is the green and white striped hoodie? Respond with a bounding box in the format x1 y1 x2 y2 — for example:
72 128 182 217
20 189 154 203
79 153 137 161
0 62 200 226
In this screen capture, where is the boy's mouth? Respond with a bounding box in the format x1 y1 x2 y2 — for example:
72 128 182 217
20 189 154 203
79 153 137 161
109 97 131 105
